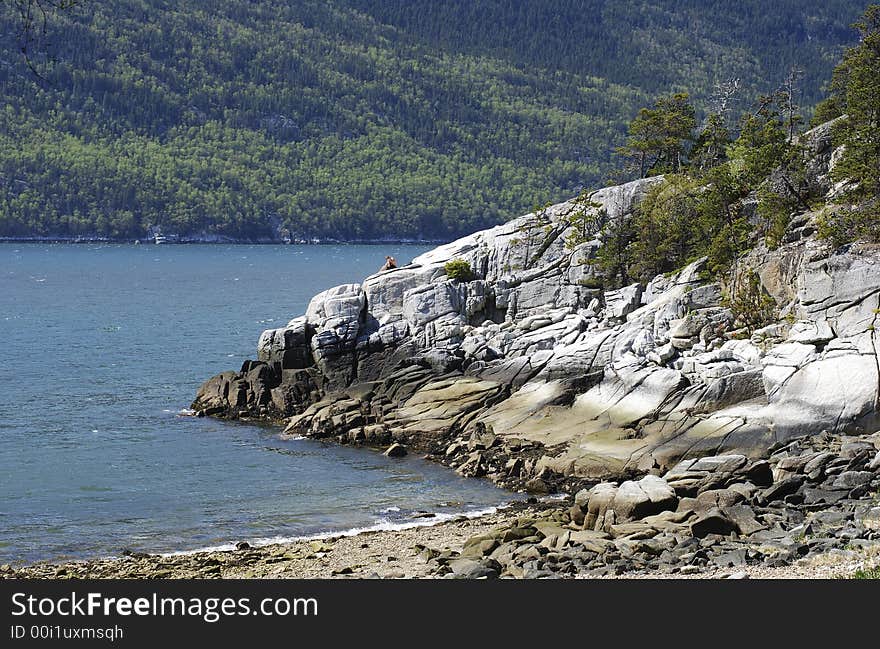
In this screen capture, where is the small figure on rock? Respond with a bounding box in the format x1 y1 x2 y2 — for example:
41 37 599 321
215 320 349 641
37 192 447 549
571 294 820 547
379 255 398 272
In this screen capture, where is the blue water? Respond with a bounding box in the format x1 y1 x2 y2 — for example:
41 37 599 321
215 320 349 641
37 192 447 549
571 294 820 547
0 244 517 564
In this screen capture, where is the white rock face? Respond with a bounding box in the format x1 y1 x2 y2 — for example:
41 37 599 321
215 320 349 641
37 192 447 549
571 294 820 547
257 316 312 369
246 170 880 478
788 319 835 344
306 283 365 325
604 283 643 320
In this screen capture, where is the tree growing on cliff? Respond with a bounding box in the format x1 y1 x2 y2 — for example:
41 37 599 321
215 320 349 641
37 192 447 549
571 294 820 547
595 192 637 288
690 78 739 173
617 92 696 178
562 190 606 250
831 4 880 200
628 176 702 281
724 268 777 333
728 95 790 184
512 203 554 269
444 259 474 282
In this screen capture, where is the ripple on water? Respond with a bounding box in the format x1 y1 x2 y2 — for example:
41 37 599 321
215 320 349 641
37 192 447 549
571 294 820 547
0 243 519 564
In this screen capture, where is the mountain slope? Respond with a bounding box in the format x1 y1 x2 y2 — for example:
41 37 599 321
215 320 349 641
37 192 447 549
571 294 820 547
0 0 868 240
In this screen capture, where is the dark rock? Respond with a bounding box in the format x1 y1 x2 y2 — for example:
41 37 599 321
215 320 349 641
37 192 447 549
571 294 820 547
812 510 850 526
721 504 766 536
760 476 805 503
840 441 876 460
803 487 849 506
831 470 873 490
690 508 738 539
743 460 774 487
120 549 150 559
712 549 748 568
524 477 550 494
384 443 407 458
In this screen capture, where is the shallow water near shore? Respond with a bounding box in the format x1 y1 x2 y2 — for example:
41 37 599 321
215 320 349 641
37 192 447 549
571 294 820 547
0 243 519 564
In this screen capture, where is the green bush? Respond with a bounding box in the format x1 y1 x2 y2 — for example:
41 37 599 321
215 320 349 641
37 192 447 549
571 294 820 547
444 259 475 282
578 277 605 289
723 269 777 333
817 202 880 247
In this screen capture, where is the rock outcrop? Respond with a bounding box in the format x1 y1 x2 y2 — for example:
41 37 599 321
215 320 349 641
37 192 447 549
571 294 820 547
193 126 880 491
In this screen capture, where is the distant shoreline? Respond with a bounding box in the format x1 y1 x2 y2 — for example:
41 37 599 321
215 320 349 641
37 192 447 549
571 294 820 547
0 237 447 245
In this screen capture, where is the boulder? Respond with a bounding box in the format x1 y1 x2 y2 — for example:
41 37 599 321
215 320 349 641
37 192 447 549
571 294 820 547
307 283 365 324
384 443 407 458
584 475 677 529
604 283 643 320
257 317 313 369
690 508 738 538
448 558 499 579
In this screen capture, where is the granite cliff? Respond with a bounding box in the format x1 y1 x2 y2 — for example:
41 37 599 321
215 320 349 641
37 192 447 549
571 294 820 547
193 121 880 493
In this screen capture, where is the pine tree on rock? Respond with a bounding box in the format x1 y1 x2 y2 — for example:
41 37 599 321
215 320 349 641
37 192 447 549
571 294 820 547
832 4 880 199
618 92 696 178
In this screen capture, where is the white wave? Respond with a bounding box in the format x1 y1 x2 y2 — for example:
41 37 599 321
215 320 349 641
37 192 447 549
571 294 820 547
248 506 501 546
159 504 509 558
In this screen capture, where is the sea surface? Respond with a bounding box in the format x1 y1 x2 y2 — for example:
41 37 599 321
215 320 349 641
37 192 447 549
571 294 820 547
0 243 519 564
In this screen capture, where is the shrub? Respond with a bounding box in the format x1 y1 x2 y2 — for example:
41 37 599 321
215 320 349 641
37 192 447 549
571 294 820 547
757 183 795 250
578 277 605 289
816 201 880 247
444 259 474 281
723 269 776 333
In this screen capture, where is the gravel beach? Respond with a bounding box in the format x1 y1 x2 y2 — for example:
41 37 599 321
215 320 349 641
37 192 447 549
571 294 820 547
4 500 878 580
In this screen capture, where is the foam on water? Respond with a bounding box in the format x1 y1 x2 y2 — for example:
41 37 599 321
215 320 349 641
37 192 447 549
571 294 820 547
162 505 506 557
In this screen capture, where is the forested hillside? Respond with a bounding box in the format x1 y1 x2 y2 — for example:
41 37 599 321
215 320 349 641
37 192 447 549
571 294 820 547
0 0 868 241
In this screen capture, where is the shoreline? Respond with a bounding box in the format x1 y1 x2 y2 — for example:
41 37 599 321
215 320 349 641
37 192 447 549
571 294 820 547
8 428 878 580
0 238 448 246
0 503 537 580
4 494 878 580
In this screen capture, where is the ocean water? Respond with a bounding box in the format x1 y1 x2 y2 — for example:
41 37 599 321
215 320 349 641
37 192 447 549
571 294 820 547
0 243 518 564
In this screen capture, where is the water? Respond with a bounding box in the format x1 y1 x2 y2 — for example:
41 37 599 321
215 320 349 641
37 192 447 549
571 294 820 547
0 243 517 564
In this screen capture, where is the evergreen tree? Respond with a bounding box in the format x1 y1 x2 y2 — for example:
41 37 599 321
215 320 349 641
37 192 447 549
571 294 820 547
831 4 880 198
728 95 790 184
618 92 696 178
562 189 606 250
691 111 731 173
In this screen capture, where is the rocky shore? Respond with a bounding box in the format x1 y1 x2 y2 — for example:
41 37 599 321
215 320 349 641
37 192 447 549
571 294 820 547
6 428 877 580
196 123 880 489
163 120 880 578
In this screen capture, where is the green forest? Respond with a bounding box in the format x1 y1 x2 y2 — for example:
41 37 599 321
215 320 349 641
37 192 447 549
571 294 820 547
0 0 869 241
